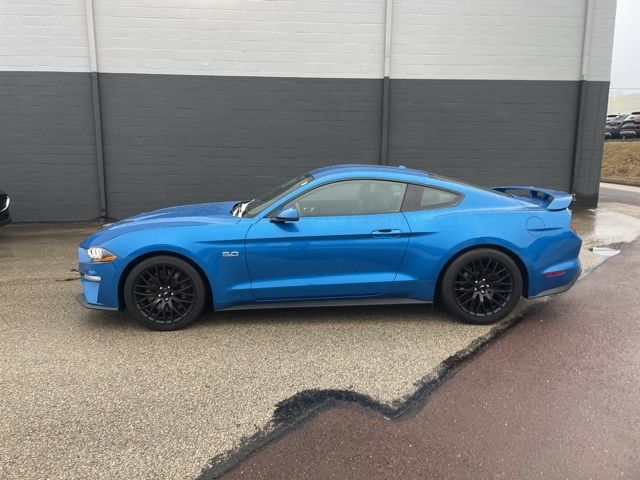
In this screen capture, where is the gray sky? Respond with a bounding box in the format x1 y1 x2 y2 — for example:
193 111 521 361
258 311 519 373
610 0 640 89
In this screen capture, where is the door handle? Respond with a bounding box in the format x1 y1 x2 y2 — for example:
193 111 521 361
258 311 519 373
371 229 403 238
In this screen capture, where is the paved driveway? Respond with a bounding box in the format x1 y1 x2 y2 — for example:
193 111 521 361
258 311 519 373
600 182 640 206
1 200 639 480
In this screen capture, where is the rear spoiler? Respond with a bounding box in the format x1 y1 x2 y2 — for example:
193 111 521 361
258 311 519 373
491 186 574 211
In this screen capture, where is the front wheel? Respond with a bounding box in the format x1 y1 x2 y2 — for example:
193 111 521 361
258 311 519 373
123 255 206 331
441 248 522 325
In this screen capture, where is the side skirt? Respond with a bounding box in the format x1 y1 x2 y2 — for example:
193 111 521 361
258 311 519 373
218 297 432 311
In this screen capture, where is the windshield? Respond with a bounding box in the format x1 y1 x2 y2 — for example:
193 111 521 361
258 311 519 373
242 173 313 218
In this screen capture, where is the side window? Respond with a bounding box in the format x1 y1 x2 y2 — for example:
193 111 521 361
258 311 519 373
402 184 460 211
285 180 407 217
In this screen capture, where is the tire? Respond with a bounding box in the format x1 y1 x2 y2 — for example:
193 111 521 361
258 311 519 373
440 248 523 325
123 255 206 331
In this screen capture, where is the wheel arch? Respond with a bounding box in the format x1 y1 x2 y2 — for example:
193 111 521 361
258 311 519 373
434 243 529 302
117 250 214 310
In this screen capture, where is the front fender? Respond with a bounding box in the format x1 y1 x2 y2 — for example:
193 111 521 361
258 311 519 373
97 224 253 309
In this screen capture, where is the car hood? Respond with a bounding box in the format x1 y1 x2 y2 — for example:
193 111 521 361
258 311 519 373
127 201 238 221
80 201 239 247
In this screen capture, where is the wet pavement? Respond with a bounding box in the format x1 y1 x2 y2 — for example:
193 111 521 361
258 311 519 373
220 238 640 480
1 186 639 480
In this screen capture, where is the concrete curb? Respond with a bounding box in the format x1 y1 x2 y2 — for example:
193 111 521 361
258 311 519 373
601 178 640 187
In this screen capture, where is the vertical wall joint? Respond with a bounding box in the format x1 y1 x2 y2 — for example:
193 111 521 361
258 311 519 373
570 0 594 196
85 0 107 218
380 0 393 165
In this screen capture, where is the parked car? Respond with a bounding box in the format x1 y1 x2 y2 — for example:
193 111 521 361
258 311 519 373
0 189 11 227
620 122 640 139
624 111 640 122
620 112 640 138
77 165 582 331
605 113 630 139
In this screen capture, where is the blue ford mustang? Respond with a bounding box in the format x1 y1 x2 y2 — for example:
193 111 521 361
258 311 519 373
77 165 581 330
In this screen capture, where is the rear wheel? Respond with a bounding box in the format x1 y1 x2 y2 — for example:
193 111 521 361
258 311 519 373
123 255 206 331
441 248 522 325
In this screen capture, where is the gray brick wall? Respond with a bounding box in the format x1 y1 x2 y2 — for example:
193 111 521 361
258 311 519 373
99 74 383 218
0 73 609 221
572 81 610 206
0 72 100 222
387 79 581 191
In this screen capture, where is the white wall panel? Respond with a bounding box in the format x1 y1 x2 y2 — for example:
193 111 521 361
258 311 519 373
390 0 615 81
585 0 616 81
0 0 616 81
0 0 90 72
92 0 386 78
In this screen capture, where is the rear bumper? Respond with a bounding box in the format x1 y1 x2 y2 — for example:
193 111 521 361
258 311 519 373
529 264 581 299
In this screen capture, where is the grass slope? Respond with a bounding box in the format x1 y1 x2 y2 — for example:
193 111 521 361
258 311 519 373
602 141 640 181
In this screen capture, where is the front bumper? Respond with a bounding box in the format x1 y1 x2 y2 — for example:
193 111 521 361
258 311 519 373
0 211 11 227
76 293 119 311
77 247 122 310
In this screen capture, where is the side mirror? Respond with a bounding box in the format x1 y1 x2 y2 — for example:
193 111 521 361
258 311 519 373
271 207 299 223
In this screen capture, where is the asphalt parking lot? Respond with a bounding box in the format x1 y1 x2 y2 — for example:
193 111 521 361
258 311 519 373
1 190 640 480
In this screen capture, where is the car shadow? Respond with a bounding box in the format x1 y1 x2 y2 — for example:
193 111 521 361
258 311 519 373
196 302 451 329
80 300 460 332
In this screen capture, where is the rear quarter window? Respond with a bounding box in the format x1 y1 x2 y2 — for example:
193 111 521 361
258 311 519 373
401 184 461 211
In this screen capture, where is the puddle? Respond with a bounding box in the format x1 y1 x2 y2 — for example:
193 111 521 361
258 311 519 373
572 203 640 247
589 247 621 257
572 203 640 276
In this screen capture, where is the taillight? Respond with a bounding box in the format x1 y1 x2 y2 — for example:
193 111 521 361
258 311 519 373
544 270 566 278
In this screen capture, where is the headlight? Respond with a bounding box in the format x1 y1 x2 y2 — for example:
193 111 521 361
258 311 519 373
87 247 117 262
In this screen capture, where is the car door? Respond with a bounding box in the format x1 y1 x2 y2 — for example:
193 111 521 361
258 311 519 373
244 179 411 301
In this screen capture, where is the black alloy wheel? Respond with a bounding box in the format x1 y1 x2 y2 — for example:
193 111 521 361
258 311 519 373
124 255 206 330
454 257 514 316
441 248 522 325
